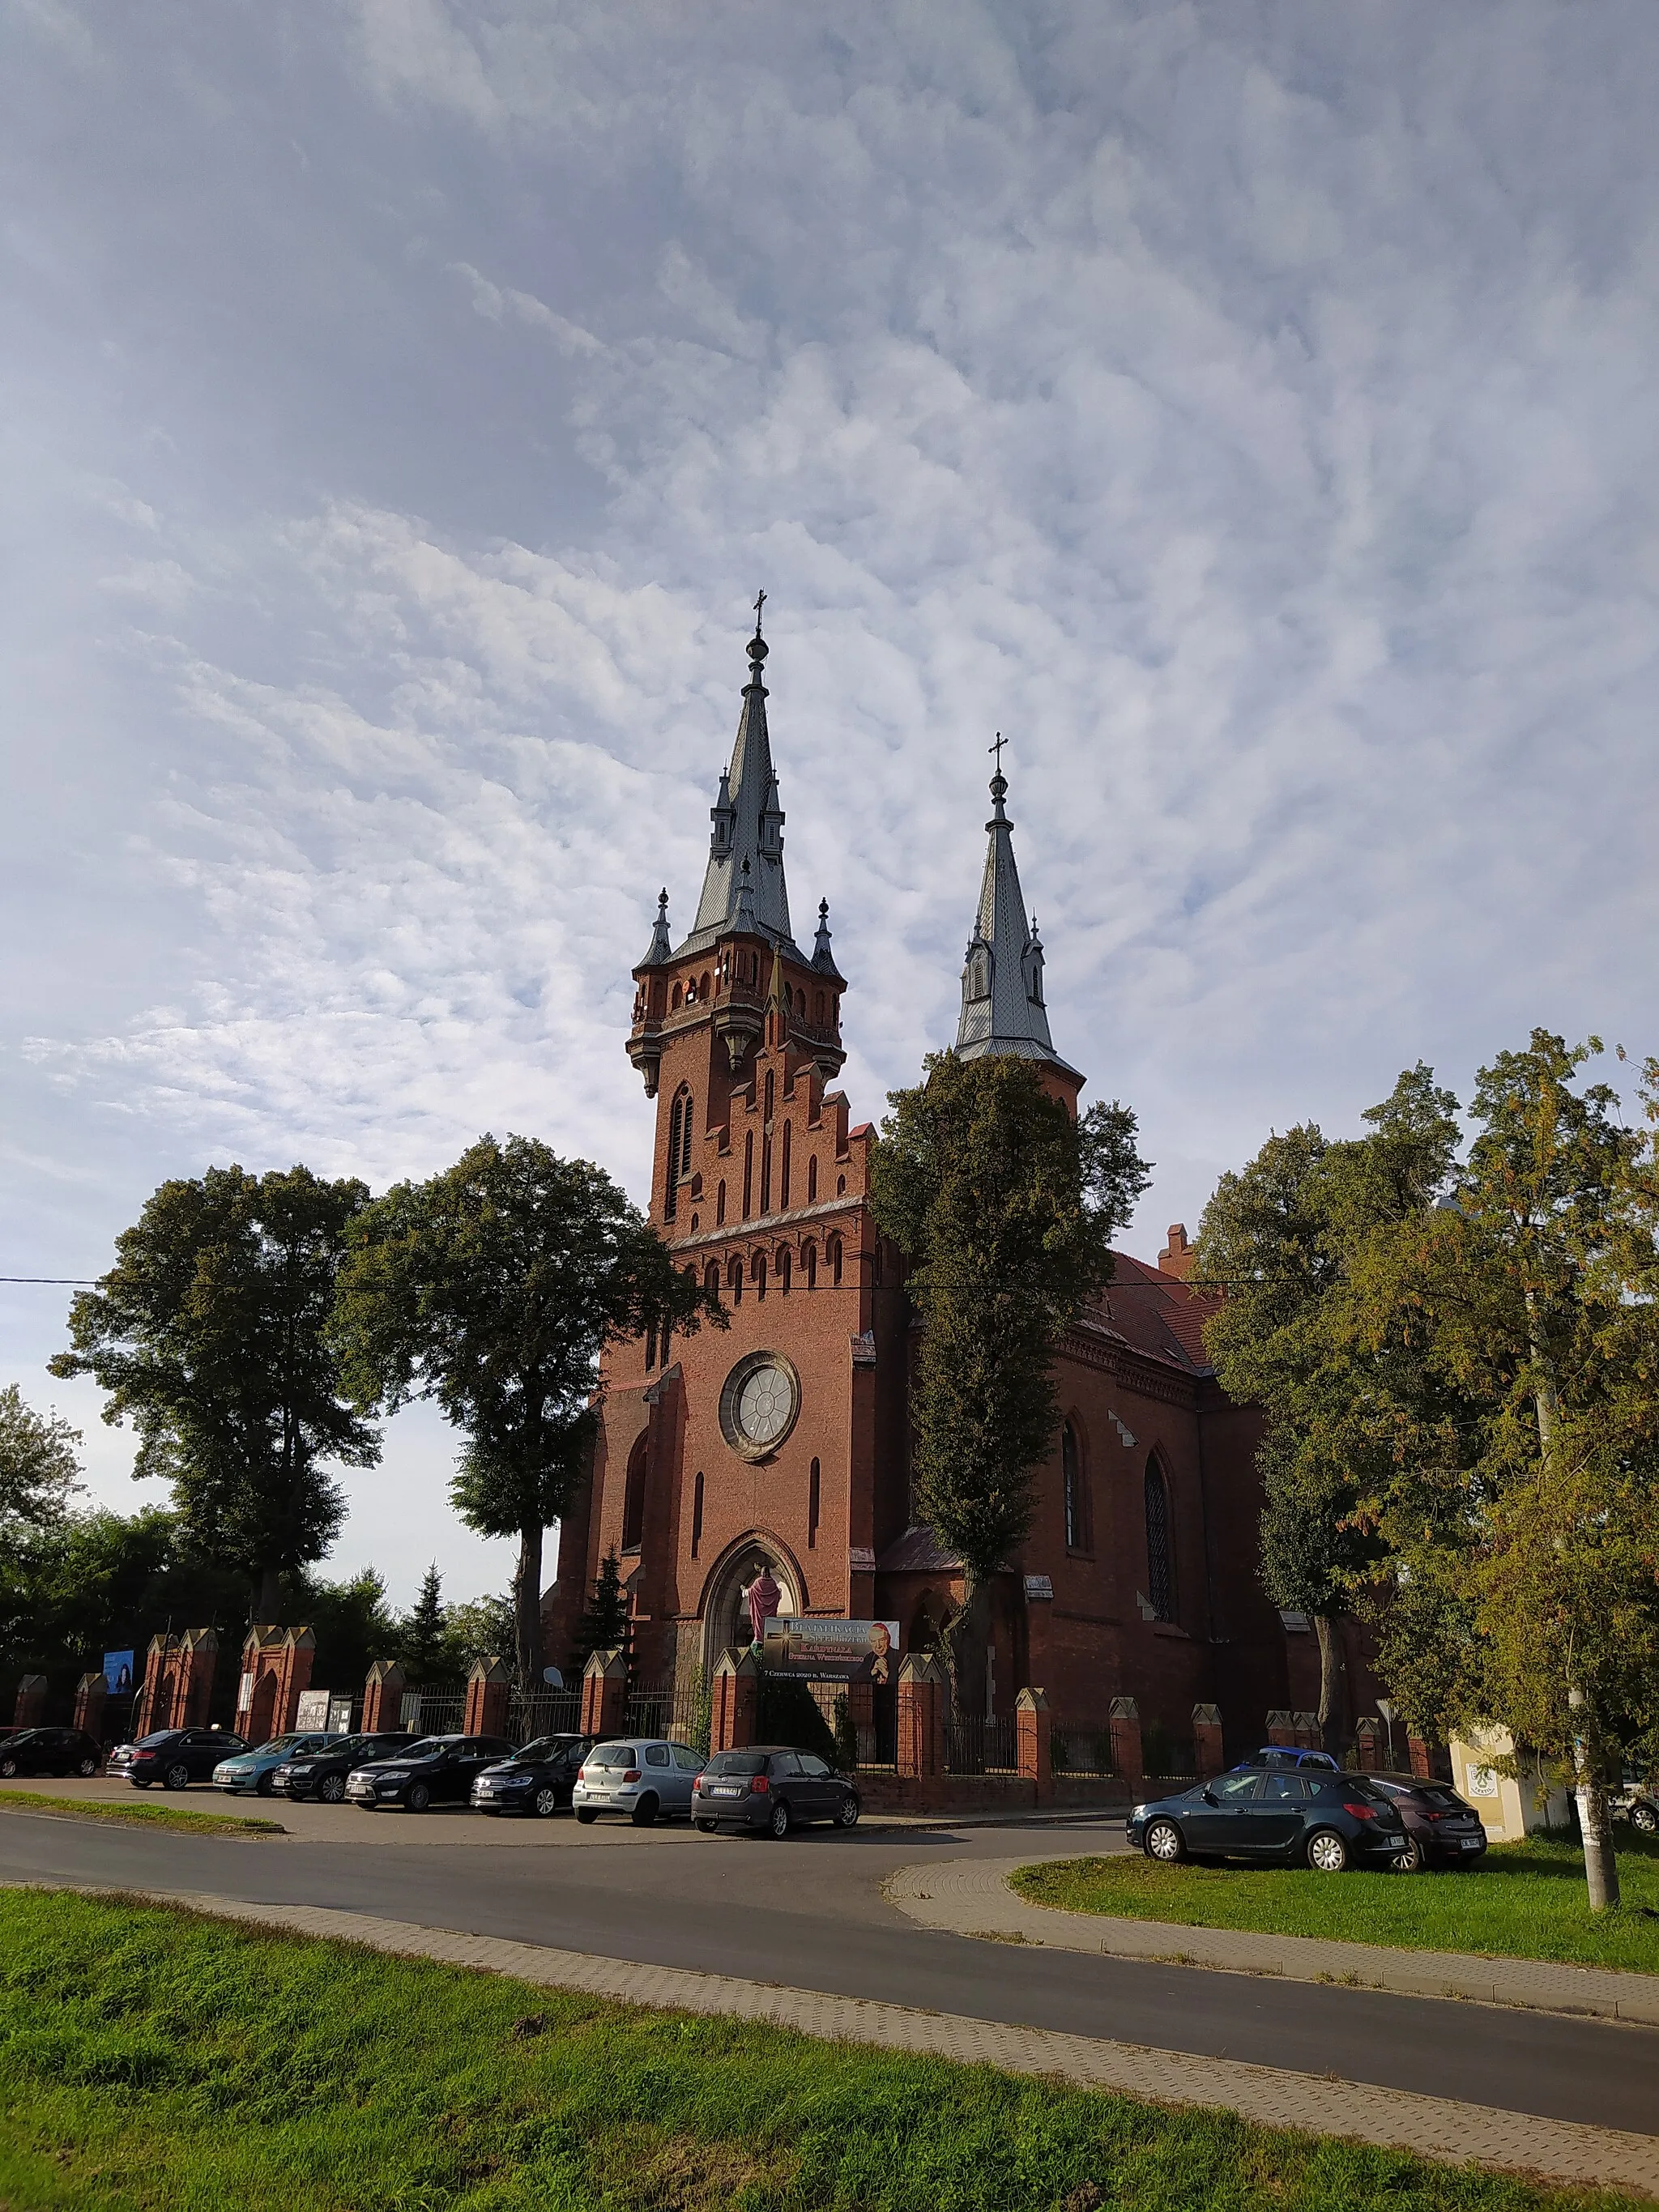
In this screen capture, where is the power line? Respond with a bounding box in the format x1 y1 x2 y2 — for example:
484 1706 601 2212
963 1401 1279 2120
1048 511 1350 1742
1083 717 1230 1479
0 1276 98 1285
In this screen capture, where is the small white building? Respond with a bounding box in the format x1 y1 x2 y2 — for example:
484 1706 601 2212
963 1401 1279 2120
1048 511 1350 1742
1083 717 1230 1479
1450 1726 1572 1842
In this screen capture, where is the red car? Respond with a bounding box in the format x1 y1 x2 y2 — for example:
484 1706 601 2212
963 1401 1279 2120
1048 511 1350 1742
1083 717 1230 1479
1365 1771 1488 1869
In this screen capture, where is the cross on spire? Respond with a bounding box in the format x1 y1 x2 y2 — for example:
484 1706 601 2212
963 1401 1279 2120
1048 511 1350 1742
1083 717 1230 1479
988 731 1005 773
753 588 766 635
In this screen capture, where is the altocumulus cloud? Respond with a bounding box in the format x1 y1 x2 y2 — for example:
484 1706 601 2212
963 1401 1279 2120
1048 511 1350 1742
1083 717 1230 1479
3 0 1657 1593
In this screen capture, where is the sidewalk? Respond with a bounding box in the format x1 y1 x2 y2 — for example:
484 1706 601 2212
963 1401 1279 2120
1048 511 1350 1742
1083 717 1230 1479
23 1881 1659 2200
885 1856 1659 2025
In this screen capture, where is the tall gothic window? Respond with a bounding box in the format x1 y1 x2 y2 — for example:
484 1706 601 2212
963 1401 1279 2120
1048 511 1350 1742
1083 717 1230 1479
727 1255 744 1306
760 1133 772 1214
804 1239 817 1289
716 1178 726 1225
743 1130 754 1217
680 1091 695 1178
807 1155 818 1203
779 1247 791 1294
808 1457 821 1549
753 1253 767 1300
1145 1456 1175 1622
665 1089 685 1220
780 1121 791 1208
1062 1420 1090 1552
691 1471 705 1558
621 1435 649 1553
704 1262 720 1298
830 1235 843 1286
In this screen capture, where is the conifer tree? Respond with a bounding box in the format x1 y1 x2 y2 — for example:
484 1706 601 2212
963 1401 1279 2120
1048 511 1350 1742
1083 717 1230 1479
398 1564 452 1686
570 1549 630 1674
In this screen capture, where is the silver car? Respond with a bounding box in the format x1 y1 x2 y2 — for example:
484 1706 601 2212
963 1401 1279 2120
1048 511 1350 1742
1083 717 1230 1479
571 1738 704 1826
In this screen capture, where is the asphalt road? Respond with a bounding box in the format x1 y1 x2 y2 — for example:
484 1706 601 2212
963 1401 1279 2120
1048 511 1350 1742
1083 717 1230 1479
3 1805 1656 2137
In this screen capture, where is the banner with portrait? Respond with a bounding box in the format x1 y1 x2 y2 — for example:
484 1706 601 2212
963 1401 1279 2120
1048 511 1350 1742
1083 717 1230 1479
761 1617 900 1684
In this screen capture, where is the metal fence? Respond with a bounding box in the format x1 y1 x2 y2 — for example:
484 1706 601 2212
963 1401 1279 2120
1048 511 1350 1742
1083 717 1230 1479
945 1714 1018 1775
509 1687 583 1741
1051 1722 1117 1778
399 1686 468 1736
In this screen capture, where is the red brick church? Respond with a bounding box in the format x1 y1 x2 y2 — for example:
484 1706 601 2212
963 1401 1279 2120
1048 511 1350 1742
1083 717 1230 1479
544 615 1317 1757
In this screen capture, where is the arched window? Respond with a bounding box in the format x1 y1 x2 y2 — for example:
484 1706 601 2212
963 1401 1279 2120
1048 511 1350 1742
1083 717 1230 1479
1062 1420 1090 1552
808 1456 821 1549
779 1247 791 1294
830 1236 843 1287
1145 1456 1175 1622
700 972 711 1000
837 1174 846 1196
704 1261 721 1298
803 1239 817 1289
760 1132 772 1214
691 1471 705 1557
716 1178 727 1225
622 1435 648 1553
665 1089 685 1221
727 1255 744 1306
743 1130 754 1217
753 1253 767 1301
680 1091 695 1178
764 1069 774 1121
672 982 683 1011
807 1156 818 1204
780 1120 791 1208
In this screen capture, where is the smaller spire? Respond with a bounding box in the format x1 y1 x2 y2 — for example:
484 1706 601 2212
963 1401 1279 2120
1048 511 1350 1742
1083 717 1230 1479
639 888 672 967
812 897 838 973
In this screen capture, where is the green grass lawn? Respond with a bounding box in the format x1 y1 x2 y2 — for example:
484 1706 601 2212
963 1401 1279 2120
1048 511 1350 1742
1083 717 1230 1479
1013 1831 1659 1975
0 1890 1639 2212
0 1790 284 1838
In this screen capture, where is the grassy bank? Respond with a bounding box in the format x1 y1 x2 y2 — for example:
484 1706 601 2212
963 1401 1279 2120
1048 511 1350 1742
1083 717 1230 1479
0 1889 1636 2212
1013 1832 1659 1974
0 1790 284 1838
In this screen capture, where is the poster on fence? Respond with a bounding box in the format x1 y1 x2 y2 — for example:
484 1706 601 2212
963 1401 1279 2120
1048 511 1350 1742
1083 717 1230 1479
295 1690 331 1732
761 1617 900 1683
102 1650 134 1694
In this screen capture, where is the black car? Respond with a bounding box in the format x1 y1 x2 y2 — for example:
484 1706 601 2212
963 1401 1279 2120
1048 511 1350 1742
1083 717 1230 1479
271 1732 420 1804
471 1733 595 1818
345 1733 516 1812
0 1727 104 1779
108 1728 248 1790
1232 1745 1341 1772
1364 1771 1488 1869
691 1745 861 1838
1127 1768 1406 1872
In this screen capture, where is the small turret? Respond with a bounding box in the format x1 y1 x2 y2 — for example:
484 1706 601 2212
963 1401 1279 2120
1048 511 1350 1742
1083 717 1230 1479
639 889 672 968
953 744 1081 1089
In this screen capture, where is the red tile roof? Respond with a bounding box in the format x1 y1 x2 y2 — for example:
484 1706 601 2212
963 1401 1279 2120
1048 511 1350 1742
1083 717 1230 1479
1078 1250 1222 1376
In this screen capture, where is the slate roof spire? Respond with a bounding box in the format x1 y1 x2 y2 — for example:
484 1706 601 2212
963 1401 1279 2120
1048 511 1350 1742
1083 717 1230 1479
682 599 798 956
954 749 1080 1078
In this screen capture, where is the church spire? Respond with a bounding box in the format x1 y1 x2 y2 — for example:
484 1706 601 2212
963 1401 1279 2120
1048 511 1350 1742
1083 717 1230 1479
954 744 1080 1080
682 600 797 956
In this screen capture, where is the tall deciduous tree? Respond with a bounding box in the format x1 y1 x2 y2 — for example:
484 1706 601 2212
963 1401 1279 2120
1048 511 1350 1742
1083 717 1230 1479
49 1166 378 1615
1195 1068 1461 1749
333 1135 722 1688
1354 1034 1659 1912
0 1385 84 1528
871 1054 1149 1711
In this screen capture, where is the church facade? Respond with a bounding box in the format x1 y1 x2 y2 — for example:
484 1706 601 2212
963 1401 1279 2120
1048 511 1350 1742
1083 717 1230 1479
544 616 1307 1756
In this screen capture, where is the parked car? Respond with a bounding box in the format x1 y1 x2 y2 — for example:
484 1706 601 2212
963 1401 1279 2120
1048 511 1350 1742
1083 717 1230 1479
1613 1775 1659 1836
1363 1771 1488 1869
1128 1768 1408 1871
0 1727 104 1779
211 1733 339 1796
471 1734 595 1818
1231 1745 1340 1772
108 1728 248 1790
691 1745 861 1838
571 1738 705 1825
345 1734 516 1812
272 1732 420 1803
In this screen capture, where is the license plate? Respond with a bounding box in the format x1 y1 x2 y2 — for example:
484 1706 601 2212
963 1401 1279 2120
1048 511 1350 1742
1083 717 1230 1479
1461 1837 1482 1848
710 1786 742 1797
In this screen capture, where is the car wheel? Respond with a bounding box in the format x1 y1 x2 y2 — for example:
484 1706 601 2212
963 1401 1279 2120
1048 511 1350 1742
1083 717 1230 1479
1306 1828 1350 1873
631 1792 659 1827
130 1779 152 1790
357 1801 377 1812
254 1771 275 1796
0 1757 18 1779
769 1798 791 1840
1631 1803 1658 1835
575 1806 597 1824
533 1788 561 1819
163 1762 191 1791
318 1774 346 1805
405 1781 431 1813
837 1793 860 1829
1394 1831 1427 1873
694 1818 719 1834
1144 1818 1185 1864
77 1757 100 1778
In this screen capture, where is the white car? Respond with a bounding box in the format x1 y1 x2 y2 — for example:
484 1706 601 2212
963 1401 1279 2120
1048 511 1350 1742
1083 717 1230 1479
571 1738 704 1826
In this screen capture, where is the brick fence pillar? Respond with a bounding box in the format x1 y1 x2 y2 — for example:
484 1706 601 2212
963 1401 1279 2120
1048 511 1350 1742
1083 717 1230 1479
1293 1710 1321 1751
710 1647 759 1752
1108 1694 1142 1782
177 1629 221 1730
1407 1733 1433 1779
132 1634 176 1740
1192 1702 1224 1777
361 1659 407 1734
464 1656 512 1737
74 1673 109 1742
1017 1687 1053 1801
12 1676 47 1729
1265 1708 1295 1748
1355 1718 1380 1771
896 1653 944 1779
581 1648 629 1740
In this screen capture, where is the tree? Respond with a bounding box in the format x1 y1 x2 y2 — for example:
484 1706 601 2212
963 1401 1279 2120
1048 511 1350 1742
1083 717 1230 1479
446 1589 519 1672
49 1166 379 1616
288 1565 398 1696
397 1564 453 1686
1194 1068 1461 1749
569 1548 630 1674
870 1054 1149 1711
1354 1033 1659 1912
334 1134 723 1687
0 1386 84 1528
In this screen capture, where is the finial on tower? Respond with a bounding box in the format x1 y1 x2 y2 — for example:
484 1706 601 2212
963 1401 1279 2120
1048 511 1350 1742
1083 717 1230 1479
639 887 672 967
988 731 1009 812
748 589 769 670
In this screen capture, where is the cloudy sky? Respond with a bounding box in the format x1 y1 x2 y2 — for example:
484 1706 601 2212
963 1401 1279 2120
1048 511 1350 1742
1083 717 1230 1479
5 2 1657 1607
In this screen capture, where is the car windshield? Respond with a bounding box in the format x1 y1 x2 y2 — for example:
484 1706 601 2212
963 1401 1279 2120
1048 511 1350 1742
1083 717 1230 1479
132 1733 180 1749
585 1745 636 1768
1418 1784 1472 1812
508 1737 576 1763
702 1753 767 1778
386 1738 450 1762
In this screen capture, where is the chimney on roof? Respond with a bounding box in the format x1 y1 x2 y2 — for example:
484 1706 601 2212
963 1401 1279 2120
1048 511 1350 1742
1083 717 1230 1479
1158 1224 1194 1281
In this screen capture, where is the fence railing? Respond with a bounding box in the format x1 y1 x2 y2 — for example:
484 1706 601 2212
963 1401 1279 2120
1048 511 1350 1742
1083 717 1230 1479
510 1688 582 1742
1051 1723 1117 1778
399 1687 468 1737
945 1714 1018 1775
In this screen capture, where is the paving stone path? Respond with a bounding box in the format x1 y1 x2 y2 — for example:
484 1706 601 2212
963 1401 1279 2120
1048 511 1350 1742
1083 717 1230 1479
47 1882 1659 2200
885 1856 1659 2026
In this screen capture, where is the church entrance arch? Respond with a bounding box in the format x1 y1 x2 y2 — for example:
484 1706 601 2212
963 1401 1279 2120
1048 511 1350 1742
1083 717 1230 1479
697 1533 806 1677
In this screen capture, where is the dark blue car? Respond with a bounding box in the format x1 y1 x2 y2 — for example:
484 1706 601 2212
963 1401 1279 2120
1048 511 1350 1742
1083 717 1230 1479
1127 1769 1407 1872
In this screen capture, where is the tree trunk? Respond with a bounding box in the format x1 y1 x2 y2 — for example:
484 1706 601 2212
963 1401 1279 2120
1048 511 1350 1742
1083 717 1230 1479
255 1566 282 1622
944 1574 994 1741
514 1523 544 1690
1313 1612 1349 1757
